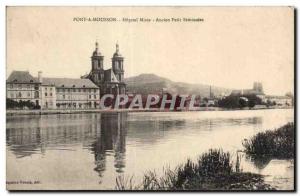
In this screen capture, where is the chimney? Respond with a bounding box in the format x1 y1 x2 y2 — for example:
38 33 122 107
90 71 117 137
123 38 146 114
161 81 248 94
38 71 43 83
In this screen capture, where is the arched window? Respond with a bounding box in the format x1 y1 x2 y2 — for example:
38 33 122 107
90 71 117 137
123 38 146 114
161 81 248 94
115 61 119 69
93 59 98 68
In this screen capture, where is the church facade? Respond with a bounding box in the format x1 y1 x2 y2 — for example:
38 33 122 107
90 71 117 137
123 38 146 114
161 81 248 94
83 42 126 98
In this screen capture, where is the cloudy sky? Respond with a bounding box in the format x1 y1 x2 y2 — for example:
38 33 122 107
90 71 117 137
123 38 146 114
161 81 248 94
7 7 294 95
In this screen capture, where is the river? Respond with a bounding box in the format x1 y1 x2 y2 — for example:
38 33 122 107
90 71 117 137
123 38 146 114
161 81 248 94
6 109 294 190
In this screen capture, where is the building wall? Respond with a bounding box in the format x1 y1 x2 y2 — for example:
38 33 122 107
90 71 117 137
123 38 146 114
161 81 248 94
265 97 293 106
40 85 56 109
55 87 100 109
6 83 41 106
6 71 102 110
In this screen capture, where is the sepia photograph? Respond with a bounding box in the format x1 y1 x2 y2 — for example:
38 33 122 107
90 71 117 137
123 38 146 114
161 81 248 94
5 6 295 191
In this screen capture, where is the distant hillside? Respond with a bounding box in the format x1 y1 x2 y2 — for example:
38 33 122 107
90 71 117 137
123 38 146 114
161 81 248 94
124 73 231 97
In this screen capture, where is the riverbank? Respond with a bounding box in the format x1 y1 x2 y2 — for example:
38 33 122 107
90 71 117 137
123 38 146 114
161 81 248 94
115 149 275 191
115 122 294 191
6 106 293 116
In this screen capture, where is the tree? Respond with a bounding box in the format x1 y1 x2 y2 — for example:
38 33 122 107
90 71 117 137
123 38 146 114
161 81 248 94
248 99 256 108
238 98 247 108
266 99 272 107
6 98 18 109
6 98 38 110
218 95 240 108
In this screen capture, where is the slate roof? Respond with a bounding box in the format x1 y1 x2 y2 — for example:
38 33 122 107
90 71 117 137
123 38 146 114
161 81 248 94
40 77 99 88
7 71 40 83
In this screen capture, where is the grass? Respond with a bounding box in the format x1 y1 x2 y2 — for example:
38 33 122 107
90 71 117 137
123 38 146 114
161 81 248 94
243 122 294 159
115 149 274 190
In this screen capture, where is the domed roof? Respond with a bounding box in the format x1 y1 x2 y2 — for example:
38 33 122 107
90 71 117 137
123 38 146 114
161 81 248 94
93 49 102 56
92 41 102 56
113 51 122 57
113 43 122 58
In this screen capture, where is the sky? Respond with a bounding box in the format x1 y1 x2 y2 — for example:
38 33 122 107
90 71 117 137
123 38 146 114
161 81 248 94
6 7 294 95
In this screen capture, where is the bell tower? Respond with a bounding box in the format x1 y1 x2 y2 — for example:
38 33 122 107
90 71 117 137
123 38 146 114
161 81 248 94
112 42 124 82
91 41 104 70
91 41 104 83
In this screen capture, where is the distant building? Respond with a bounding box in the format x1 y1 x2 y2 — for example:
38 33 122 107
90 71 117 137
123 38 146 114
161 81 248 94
83 42 126 97
6 71 41 106
231 82 265 100
265 95 293 106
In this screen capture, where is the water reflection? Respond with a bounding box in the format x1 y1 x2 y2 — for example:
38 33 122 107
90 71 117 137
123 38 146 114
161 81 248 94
126 115 262 146
6 109 294 190
90 113 127 176
6 113 128 176
245 154 272 170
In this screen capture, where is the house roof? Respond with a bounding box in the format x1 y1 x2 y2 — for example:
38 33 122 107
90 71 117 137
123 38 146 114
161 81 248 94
40 77 99 88
7 71 40 83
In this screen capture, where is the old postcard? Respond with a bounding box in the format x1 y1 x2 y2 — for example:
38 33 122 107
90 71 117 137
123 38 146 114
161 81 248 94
6 6 295 191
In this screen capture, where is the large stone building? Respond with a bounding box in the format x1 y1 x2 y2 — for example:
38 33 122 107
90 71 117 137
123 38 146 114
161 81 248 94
83 42 126 97
7 71 100 110
7 41 126 110
40 76 100 109
6 71 41 106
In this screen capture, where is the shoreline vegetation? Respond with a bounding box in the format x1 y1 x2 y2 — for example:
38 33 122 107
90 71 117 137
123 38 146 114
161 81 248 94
243 123 294 159
115 123 294 191
6 106 293 116
115 149 274 191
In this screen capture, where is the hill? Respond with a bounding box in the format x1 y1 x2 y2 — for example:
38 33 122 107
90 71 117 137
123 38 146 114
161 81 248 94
124 74 231 97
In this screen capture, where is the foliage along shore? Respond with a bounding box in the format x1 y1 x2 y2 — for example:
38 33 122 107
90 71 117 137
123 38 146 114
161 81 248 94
115 149 274 191
243 122 294 159
115 123 294 191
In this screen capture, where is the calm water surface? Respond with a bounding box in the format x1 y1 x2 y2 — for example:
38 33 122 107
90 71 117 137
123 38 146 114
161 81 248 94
6 109 294 190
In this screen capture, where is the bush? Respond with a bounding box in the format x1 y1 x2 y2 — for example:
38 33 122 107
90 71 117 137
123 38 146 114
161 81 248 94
6 98 19 109
6 98 39 110
115 149 273 190
218 94 262 109
218 96 240 108
243 123 294 159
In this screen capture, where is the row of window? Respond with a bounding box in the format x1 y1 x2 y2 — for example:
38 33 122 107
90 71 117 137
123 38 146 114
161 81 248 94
9 91 39 98
44 87 53 91
44 92 53 97
7 84 39 90
56 88 98 93
56 102 97 109
9 92 97 99
59 94 97 100
7 85 99 94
